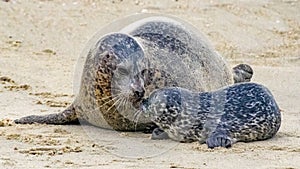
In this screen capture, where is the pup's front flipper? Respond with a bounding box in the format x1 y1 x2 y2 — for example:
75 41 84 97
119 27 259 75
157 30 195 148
206 133 233 149
151 128 169 140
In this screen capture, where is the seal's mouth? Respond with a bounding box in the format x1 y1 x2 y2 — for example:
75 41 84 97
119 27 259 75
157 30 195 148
129 92 145 109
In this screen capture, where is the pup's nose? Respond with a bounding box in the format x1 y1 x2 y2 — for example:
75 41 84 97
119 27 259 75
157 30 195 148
130 79 145 99
134 89 145 98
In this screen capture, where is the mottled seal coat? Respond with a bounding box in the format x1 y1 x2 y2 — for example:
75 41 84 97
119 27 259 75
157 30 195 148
141 82 281 148
14 14 252 131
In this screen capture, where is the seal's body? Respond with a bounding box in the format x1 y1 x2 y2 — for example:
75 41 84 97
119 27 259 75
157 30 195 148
141 83 281 148
14 15 252 131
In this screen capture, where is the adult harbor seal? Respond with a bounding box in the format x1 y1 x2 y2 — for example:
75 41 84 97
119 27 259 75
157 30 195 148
140 82 281 148
14 14 253 131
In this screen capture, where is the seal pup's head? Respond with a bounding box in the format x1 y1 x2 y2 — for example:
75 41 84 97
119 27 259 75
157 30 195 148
141 87 184 125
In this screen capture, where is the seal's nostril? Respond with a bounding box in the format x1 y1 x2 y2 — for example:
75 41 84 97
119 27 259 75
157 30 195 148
134 90 145 98
130 80 145 98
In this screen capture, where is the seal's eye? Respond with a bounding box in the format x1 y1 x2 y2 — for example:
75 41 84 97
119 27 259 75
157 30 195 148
117 67 129 76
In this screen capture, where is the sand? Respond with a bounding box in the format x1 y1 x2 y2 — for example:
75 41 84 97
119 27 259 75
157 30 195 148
0 0 299 168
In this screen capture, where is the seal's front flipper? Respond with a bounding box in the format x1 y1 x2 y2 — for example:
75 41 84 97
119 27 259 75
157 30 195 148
206 132 233 149
151 128 169 140
14 106 79 125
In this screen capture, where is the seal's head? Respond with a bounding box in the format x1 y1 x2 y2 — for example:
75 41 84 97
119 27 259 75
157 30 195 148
95 33 147 110
141 88 183 125
100 33 179 110
111 53 146 105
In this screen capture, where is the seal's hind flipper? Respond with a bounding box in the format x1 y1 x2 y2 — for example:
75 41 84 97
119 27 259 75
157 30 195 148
232 64 253 83
14 106 79 125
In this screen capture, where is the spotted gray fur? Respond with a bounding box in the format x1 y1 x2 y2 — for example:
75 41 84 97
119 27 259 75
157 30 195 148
141 82 281 148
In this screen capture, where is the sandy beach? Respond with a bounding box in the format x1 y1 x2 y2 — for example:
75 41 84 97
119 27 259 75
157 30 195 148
0 0 299 168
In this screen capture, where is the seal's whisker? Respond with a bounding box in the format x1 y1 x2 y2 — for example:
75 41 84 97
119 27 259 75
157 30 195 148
105 98 121 113
118 97 128 112
133 110 142 131
98 100 114 109
109 87 122 92
133 109 141 123
114 97 125 113
98 95 115 102
112 97 124 112
99 95 122 108
100 95 121 111
105 94 127 113
100 92 123 101
106 97 129 121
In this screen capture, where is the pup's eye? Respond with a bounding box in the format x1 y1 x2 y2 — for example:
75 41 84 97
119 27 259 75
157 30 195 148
117 67 129 75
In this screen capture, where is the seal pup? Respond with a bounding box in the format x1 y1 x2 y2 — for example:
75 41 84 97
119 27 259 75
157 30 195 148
140 82 281 148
